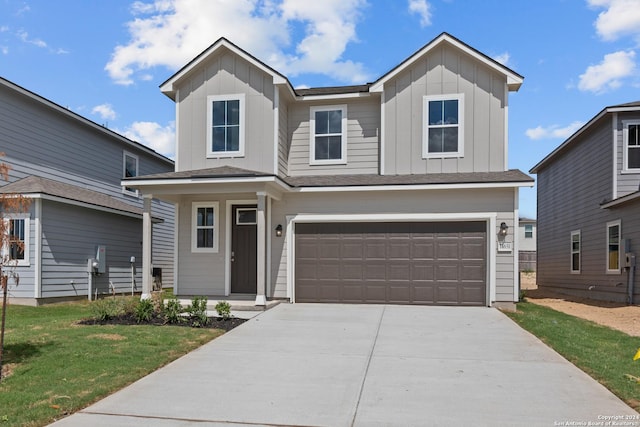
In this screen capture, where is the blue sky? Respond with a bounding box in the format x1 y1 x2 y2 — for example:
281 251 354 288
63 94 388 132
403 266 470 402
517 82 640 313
2 0 640 218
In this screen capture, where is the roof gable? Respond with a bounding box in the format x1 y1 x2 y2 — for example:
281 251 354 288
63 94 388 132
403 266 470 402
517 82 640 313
160 38 290 100
369 32 523 93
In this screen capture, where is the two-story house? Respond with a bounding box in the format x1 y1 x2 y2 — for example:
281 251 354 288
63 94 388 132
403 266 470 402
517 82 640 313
531 101 640 304
126 33 533 308
0 77 175 305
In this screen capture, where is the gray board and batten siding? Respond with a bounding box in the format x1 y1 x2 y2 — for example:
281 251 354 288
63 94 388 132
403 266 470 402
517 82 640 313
383 42 508 175
535 114 640 303
0 77 175 302
174 48 276 174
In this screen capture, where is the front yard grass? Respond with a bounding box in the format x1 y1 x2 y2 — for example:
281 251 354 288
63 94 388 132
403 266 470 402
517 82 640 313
0 301 223 426
506 301 640 411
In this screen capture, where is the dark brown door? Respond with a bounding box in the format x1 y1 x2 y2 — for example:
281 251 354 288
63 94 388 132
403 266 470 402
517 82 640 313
231 205 257 294
295 222 486 305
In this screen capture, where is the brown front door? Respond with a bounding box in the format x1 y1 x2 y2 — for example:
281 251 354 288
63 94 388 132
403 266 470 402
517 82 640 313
231 205 257 294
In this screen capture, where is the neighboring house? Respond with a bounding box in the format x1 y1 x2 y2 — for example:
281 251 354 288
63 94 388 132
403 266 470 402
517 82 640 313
126 32 533 308
0 77 175 305
530 101 640 304
518 217 536 272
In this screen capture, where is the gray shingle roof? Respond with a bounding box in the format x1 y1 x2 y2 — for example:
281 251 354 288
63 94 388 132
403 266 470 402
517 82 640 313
0 176 142 216
127 166 533 188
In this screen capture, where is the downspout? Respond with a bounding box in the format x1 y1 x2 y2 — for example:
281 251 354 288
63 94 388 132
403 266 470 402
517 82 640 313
628 254 636 305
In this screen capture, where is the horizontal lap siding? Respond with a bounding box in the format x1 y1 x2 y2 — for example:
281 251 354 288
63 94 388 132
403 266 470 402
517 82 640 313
616 112 640 197
40 200 143 299
287 98 379 176
537 118 638 302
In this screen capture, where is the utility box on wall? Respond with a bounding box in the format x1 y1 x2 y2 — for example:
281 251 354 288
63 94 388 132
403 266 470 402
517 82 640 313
95 245 106 274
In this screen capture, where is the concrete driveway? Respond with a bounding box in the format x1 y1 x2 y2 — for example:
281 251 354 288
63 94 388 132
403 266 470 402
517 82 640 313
51 304 637 426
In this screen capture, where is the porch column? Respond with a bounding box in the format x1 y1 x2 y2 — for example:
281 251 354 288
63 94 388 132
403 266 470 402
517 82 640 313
141 195 153 300
255 193 267 306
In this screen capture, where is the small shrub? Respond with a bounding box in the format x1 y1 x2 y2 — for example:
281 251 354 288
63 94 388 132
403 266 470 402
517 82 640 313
134 299 154 323
519 290 527 302
90 298 125 321
215 301 232 320
164 297 184 324
186 296 209 327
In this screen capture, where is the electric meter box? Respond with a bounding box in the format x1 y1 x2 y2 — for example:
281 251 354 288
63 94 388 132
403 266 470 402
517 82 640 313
95 245 106 274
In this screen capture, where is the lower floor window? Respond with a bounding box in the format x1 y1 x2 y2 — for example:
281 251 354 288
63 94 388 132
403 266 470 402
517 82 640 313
607 220 621 272
571 231 580 273
192 202 219 252
3 216 29 265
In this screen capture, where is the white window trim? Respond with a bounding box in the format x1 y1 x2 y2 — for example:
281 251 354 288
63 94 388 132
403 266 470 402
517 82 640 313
622 120 640 172
309 104 348 165
606 219 621 274
122 151 139 196
524 224 533 238
191 202 219 253
207 94 245 159
423 93 465 159
3 214 30 267
570 230 580 274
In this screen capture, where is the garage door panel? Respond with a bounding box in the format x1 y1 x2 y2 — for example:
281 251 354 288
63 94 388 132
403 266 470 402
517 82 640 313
295 221 486 305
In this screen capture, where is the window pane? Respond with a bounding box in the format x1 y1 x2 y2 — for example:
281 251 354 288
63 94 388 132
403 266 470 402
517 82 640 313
328 110 342 133
237 209 257 224
227 100 240 126
443 100 459 124
442 128 458 152
629 147 640 169
227 126 240 152
9 219 25 260
608 225 619 244
428 128 444 152
328 136 342 159
125 155 137 178
212 127 226 152
572 253 580 271
428 100 443 125
205 208 213 227
315 136 329 159
608 225 619 270
212 101 226 126
315 111 329 135
630 125 639 146
197 208 205 227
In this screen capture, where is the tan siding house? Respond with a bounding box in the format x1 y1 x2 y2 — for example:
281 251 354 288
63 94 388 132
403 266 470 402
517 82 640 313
127 33 533 308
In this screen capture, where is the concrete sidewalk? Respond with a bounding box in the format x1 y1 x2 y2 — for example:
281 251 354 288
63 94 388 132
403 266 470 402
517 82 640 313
50 304 638 426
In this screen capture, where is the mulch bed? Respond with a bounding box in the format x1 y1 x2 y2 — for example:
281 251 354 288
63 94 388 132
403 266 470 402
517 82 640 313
79 314 247 332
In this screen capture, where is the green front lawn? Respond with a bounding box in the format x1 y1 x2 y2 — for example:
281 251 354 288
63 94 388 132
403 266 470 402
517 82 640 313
0 301 222 426
506 302 640 411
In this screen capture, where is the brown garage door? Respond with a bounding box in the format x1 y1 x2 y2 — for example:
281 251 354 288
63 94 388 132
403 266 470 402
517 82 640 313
295 222 486 305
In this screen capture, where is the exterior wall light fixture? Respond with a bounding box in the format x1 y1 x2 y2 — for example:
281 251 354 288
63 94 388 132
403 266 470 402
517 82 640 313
275 224 283 237
499 222 509 237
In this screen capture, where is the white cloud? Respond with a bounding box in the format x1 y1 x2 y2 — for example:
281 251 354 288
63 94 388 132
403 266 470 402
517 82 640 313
578 50 636 93
120 121 176 159
408 0 431 27
105 0 370 86
492 52 510 67
525 121 585 140
0 46 8 55
91 103 117 121
588 0 640 42
17 30 47 48
0 26 9 33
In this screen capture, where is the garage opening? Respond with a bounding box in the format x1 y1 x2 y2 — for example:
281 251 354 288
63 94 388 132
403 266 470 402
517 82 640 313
294 221 487 305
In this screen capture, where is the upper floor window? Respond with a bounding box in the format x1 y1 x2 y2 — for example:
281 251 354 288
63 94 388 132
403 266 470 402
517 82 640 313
123 151 138 196
310 105 347 165
192 202 219 253
524 224 533 238
207 94 245 158
624 121 640 171
571 230 580 273
606 220 621 273
423 94 464 158
2 216 30 266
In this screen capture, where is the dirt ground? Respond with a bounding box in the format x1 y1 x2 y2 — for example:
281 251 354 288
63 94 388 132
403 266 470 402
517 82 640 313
520 273 640 337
